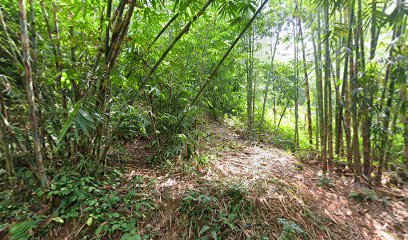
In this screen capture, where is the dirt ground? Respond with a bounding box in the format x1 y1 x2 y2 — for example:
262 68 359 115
121 119 408 240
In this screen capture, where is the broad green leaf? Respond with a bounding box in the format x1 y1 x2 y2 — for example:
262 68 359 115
56 103 80 149
112 224 121 231
78 109 94 123
77 115 90 137
211 230 218 240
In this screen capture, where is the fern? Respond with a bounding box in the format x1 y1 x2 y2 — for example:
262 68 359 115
9 220 38 240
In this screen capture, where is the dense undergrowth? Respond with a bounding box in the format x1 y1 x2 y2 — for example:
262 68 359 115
1 113 406 239
0 115 314 240
0 164 310 240
0 168 159 239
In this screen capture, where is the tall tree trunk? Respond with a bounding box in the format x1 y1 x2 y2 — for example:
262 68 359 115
311 24 320 150
361 0 379 178
293 16 299 148
401 77 408 167
323 3 331 172
316 10 326 167
376 0 403 185
19 0 48 187
246 30 253 131
251 27 256 129
138 0 214 92
352 0 362 182
30 0 47 159
0 93 15 185
334 9 344 158
298 14 313 147
99 0 138 165
180 0 270 126
357 0 369 180
260 27 280 130
342 5 354 169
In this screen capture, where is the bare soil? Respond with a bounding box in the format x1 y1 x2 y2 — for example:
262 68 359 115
122 119 408 240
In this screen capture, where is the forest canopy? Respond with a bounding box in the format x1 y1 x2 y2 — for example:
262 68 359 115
0 0 407 239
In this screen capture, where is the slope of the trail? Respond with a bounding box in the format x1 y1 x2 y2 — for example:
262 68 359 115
119 119 407 240
201 120 297 187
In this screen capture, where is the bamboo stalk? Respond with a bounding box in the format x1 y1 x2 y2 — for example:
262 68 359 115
138 0 215 92
18 0 48 188
178 0 269 126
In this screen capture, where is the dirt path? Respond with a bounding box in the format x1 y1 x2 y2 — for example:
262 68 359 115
202 121 296 187
123 119 407 240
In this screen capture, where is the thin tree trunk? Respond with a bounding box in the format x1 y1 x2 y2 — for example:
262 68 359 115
352 0 362 182
251 27 256 130
323 3 330 173
99 0 138 165
0 92 15 185
311 25 320 150
355 0 371 180
376 0 403 185
277 99 291 130
316 10 326 166
293 16 299 147
138 0 214 92
0 8 20 65
19 0 48 187
179 0 269 126
260 28 280 130
247 31 253 131
362 0 378 178
30 0 46 158
334 9 343 158
298 15 312 147
342 5 354 169
151 13 179 48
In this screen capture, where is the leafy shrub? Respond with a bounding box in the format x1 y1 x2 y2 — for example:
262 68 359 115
115 106 150 141
45 173 158 238
2 170 158 239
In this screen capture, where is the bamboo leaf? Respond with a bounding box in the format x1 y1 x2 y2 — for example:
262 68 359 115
56 104 80 147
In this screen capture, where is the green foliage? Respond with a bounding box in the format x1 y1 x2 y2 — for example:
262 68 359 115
221 183 248 203
45 173 158 238
278 217 308 240
262 126 297 150
318 177 333 188
179 185 253 239
195 155 210 167
348 188 378 203
115 106 150 141
9 219 41 240
1 168 158 239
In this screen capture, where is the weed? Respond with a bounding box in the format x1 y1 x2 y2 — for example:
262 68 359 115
221 183 248 203
348 188 378 202
178 185 254 239
318 177 333 188
278 217 308 240
294 161 304 170
195 155 210 168
2 169 159 239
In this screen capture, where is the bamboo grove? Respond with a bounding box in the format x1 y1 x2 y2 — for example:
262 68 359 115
0 0 407 191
